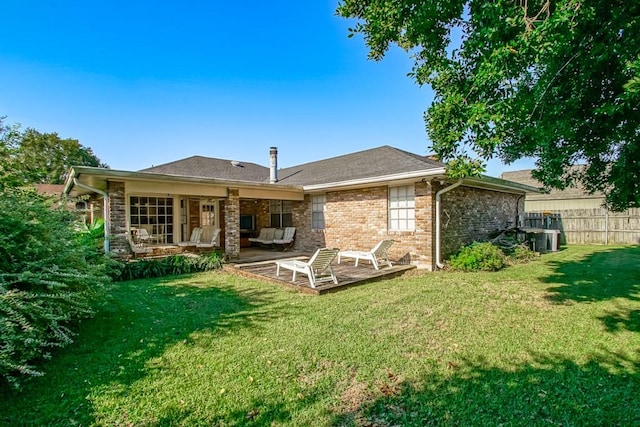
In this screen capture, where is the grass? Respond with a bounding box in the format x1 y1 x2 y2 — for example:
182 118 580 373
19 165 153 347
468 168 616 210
1 245 639 426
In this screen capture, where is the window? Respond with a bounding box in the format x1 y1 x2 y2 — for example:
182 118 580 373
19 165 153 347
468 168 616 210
75 200 91 224
200 202 216 226
130 196 174 243
269 200 293 227
75 200 89 211
311 195 326 229
388 185 415 231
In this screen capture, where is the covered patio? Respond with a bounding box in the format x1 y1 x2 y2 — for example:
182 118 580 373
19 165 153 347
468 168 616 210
225 248 416 295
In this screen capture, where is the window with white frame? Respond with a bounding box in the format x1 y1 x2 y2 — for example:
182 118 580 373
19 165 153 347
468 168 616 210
130 196 174 243
388 185 415 231
269 200 293 227
311 194 326 229
200 202 216 226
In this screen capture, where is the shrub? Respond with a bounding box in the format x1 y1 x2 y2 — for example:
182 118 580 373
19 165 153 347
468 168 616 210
448 242 507 272
0 188 109 388
76 217 105 250
491 233 537 263
107 251 224 282
509 244 538 263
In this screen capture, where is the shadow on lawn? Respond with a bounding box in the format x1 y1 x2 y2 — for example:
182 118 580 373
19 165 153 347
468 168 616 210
542 246 640 335
600 309 640 333
332 350 640 426
0 273 286 426
542 246 640 304
146 393 323 427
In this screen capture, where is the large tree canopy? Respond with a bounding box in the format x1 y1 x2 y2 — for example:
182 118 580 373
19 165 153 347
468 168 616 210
338 0 640 211
0 117 108 187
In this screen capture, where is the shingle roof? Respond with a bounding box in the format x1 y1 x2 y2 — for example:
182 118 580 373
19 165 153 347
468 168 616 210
277 146 444 185
68 146 536 197
138 146 445 186
501 169 601 200
140 156 269 182
35 184 65 195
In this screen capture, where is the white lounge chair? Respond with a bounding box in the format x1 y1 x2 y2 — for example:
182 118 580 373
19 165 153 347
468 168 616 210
273 227 296 251
275 247 340 288
178 227 203 247
272 228 285 242
338 240 395 270
136 227 158 244
126 234 152 257
197 226 221 248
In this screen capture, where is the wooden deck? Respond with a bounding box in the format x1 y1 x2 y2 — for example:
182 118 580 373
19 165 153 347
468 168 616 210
225 251 416 295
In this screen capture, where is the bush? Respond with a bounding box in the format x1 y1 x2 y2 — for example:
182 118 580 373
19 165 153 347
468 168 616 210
510 244 538 263
76 217 105 250
491 233 537 262
107 251 224 282
448 242 507 272
0 188 109 388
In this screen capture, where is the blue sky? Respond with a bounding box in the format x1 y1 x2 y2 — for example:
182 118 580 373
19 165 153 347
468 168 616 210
0 1 533 176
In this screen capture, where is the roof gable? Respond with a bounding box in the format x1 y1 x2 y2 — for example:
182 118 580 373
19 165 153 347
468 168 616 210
277 146 444 186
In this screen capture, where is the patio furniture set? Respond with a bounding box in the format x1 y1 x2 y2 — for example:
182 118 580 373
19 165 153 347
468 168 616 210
248 227 296 251
275 239 395 288
126 226 221 258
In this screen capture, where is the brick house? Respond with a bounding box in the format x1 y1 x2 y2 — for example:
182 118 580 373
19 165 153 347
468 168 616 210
63 146 536 269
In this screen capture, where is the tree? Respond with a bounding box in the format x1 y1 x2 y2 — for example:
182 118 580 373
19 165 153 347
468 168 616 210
0 118 23 189
0 186 108 387
337 1 640 211
0 117 108 187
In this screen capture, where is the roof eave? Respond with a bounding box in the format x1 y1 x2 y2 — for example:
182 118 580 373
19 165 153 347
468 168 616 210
65 166 304 194
63 167 77 196
463 175 541 194
64 165 540 197
302 168 447 191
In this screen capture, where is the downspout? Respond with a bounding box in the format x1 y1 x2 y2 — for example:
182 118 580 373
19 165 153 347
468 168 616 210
515 194 525 228
73 178 110 253
435 180 463 269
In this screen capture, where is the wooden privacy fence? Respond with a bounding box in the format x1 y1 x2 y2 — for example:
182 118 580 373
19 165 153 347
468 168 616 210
523 208 640 245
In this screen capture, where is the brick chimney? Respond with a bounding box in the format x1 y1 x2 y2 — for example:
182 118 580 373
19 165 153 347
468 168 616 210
269 147 278 183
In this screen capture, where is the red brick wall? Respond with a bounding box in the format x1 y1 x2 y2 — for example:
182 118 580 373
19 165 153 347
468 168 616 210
224 189 240 258
236 182 522 270
292 196 326 250
293 182 435 268
439 185 522 259
239 199 258 221
254 200 271 230
107 181 127 256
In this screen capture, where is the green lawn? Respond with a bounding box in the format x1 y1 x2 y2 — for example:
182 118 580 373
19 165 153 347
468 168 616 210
2 245 639 426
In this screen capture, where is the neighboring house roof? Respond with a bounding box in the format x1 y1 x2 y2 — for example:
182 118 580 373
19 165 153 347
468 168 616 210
501 169 601 201
140 155 269 182
277 145 445 186
35 184 65 195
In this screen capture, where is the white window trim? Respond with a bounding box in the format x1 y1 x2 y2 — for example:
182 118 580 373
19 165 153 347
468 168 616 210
269 200 293 228
127 194 176 243
199 199 219 228
388 185 416 232
311 194 326 230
